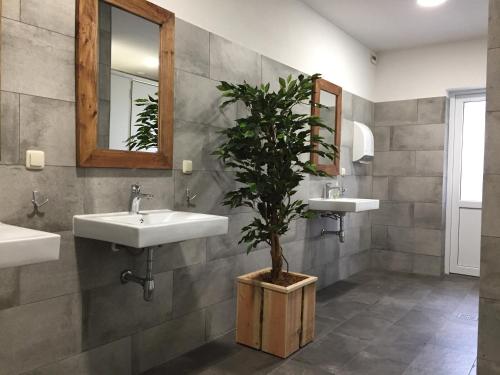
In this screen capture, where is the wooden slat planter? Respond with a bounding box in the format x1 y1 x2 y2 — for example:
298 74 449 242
236 268 318 358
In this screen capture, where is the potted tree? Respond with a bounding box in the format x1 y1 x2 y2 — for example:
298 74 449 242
214 74 337 358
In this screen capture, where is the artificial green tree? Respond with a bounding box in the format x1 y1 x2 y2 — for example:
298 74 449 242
214 74 337 284
126 93 158 151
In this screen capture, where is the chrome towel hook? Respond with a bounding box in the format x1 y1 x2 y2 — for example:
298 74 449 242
31 190 49 210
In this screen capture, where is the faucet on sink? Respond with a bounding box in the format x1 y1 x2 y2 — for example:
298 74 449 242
129 184 154 214
323 181 346 199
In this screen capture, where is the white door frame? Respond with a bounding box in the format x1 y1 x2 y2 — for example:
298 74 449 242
444 89 486 275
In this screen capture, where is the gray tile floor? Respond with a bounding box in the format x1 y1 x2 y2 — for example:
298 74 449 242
143 269 479 375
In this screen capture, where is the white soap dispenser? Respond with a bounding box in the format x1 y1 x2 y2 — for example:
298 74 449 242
352 122 374 164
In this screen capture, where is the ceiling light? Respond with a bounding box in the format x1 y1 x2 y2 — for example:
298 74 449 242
417 0 447 7
143 56 159 69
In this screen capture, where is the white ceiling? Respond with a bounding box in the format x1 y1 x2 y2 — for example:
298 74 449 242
300 0 488 52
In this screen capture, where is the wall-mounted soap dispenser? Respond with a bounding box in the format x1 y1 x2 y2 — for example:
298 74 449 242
352 121 374 164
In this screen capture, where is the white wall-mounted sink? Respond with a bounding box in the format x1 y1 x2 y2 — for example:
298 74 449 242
73 209 229 248
0 223 60 269
308 198 379 213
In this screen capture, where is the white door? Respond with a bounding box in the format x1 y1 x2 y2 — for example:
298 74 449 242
446 91 486 277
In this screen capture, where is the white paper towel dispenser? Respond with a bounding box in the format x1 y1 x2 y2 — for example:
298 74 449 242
352 121 374 164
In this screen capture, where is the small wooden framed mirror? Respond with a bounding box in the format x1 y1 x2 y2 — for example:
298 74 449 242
76 0 174 169
310 78 343 175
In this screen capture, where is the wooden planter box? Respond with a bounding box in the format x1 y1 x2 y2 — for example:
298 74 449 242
236 268 318 358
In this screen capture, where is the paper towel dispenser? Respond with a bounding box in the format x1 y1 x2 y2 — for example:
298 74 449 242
353 122 374 164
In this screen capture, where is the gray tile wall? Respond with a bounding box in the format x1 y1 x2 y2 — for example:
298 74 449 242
0 3 373 374
478 1 500 372
371 97 447 277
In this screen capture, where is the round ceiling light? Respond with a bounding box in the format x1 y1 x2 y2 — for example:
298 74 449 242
417 0 447 7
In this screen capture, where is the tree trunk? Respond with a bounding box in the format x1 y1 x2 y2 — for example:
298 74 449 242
270 232 283 283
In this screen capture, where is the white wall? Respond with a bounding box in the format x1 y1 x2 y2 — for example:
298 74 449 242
374 39 487 102
150 0 376 100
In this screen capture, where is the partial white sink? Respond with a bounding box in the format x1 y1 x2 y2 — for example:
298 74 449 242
73 209 229 248
308 198 380 213
0 223 60 269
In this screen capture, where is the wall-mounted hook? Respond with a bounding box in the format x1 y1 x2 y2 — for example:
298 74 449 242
32 190 49 210
185 187 198 207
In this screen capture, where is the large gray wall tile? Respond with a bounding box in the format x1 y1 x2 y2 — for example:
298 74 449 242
372 176 389 200
175 18 210 77
485 112 500 174
341 119 354 148
152 239 207 274
25 337 132 375
490 0 500 49
261 56 303 92
19 232 133 304
417 97 447 125
173 120 210 171
210 34 261 86
386 226 442 256
482 174 500 237
478 358 500 374
372 249 412 273
371 202 413 227
343 91 353 121
413 203 443 229
0 267 19 310
373 151 416 176
339 250 370 279
414 228 443 256
19 95 75 166
1 18 75 101
20 0 75 37
0 90 20 164
479 297 500 363
373 126 390 151
391 124 445 151
352 95 374 125
133 310 205 373
412 254 442 276
0 166 84 231
175 69 236 128
371 225 387 249
388 177 442 203
85 271 173 349
173 169 242 215
374 100 418 126
206 212 256 261
416 150 444 176
0 293 83 374
172 257 235 317
487 48 500 112
83 169 174 214
480 235 500 301
205 298 236 340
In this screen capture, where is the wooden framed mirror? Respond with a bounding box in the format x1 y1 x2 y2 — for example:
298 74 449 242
76 0 174 169
310 78 342 175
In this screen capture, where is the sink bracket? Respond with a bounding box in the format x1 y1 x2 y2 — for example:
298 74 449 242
120 247 155 301
320 212 346 243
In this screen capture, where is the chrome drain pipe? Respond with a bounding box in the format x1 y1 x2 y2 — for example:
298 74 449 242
120 247 155 301
320 212 346 243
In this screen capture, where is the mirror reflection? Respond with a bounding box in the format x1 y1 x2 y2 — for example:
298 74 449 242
318 90 337 164
98 1 160 152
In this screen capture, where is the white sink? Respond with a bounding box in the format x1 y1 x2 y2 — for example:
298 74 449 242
0 223 60 269
73 209 229 248
308 198 380 212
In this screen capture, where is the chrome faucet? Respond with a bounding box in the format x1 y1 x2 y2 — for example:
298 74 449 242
324 182 335 199
129 184 153 214
324 181 346 199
